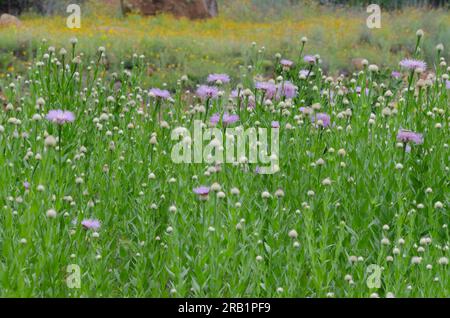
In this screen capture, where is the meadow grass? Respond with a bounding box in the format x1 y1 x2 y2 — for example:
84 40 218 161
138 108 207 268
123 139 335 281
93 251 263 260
0 24 448 297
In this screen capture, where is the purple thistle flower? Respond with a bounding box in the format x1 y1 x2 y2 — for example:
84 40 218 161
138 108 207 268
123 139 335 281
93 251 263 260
149 88 171 100
210 113 221 126
299 107 313 115
280 59 294 68
397 129 424 145
223 113 240 125
196 85 219 100
247 96 256 109
23 181 30 190
299 69 310 77
277 81 298 99
271 121 280 128
391 71 402 79
81 219 101 230
230 89 242 99
446 80 450 89
399 59 427 71
194 186 210 196
355 86 370 96
312 113 331 128
46 110 75 125
207 74 230 84
303 55 316 64
255 81 277 99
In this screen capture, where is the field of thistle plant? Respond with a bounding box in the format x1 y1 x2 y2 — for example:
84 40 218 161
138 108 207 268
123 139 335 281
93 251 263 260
0 26 449 298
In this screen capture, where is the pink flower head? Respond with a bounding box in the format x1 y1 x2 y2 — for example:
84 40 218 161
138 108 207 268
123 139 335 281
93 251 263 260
303 55 316 64
196 85 219 100
300 107 313 115
277 81 298 99
207 74 230 84
149 88 171 99
355 86 370 96
446 80 450 90
299 69 310 77
391 71 401 79
223 113 240 125
46 110 75 125
399 59 426 71
210 113 239 126
271 121 280 128
312 113 331 128
247 96 256 110
230 89 242 99
255 81 277 99
280 59 294 68
210 113 221 126
397 129 423 145
194 186 210 196
81 219 101 230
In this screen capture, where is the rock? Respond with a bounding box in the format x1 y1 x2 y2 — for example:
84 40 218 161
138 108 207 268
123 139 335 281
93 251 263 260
0 14 22 28
125 0 218 19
